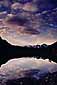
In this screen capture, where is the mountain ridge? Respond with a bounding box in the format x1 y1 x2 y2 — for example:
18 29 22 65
0 37 57 65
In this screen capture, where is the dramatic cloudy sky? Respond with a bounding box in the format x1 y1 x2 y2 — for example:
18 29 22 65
0 0 57 46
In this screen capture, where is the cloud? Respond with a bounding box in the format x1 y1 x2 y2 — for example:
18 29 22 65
2 14 40 35
5 15 28 26
48 29 57 39
0 11 7 19
23 2 38 12
11 2 23 10
0 57 57 84
0 1 57 45
0 12 57 46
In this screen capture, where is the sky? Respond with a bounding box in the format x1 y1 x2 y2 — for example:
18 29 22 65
0 0 57 46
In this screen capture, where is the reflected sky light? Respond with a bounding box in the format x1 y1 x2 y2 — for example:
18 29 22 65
0 58 57 82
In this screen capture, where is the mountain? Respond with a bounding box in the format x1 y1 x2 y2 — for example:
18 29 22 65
0 37 57 65
48 42 57 59
49 41 57 48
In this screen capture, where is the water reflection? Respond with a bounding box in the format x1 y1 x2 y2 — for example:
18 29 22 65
0 57 57 85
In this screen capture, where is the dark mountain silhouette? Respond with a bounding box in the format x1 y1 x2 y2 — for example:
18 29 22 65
47 42 57 62
0 37 57 65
